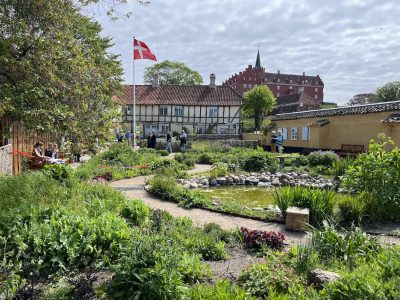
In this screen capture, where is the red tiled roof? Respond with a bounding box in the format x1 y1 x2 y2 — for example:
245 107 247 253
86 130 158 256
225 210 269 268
113 85 242 106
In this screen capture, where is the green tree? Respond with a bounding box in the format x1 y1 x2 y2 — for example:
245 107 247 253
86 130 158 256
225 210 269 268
346 93 379 106
243 85 276 131
144 60 203 85
377 81 400 102
0 0 123 148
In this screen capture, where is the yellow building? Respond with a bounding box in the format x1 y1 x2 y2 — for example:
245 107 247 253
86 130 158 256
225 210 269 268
265 101 400 153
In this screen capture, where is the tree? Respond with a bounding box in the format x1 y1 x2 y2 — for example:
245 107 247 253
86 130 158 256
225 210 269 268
346 93 379 106
243 85 276 131
377 81 400 102
0 0 123 148
144 60 203 85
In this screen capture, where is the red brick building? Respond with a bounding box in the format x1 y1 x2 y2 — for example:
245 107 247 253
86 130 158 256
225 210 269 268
223 51 324 113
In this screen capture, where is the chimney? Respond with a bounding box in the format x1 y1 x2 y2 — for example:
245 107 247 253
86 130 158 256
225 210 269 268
277 70 280 74
152 74 159 88
209 73 216 88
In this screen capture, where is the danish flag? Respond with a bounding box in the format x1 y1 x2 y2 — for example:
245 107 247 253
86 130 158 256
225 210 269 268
133 39 157 61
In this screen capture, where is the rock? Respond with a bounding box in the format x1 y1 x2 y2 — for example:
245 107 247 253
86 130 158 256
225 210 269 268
249 177 259 185
253 207 264 211
272 178 281 186
285 206 309 231
183 183 191 189
212 201 221 206
309 269 340 288
300 173 309 179
250 173 258 177
226 177 234 185
231 176 240 183
209 179 217 186
289 180 296 187
281 178 290 186
258 182 267 187
177 179 185 184
216 177 227 185
189 182 198 189
200 179 209 186
259 175 270 182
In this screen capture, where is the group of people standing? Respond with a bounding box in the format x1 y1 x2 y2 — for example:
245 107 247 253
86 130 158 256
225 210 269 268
270 130 284 153
32 142 65 165
148 130 187 154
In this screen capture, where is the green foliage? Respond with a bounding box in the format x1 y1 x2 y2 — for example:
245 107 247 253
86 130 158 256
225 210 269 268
42 164 77 187
377 81 400 102
242 151 279 173
337 194 365 226
333 156 354 179
197 152 214 164
0 0 122 148
238 253 303 298
308 151 339 167
243 85 276 130
273 187 337 227
120 200 151 228
76 144 159 180
148 174 211 208
188 280 257 300
209 162 229 179
143 60 203 85
157 149 170 156
341 136 400 221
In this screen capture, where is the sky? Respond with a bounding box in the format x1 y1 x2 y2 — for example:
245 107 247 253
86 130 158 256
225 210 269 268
91 0 400 105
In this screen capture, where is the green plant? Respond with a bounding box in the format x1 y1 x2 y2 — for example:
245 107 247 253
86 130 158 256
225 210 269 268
120 200 151 228
308 150 339 167
333 156 354 179
291 245 318 276
242 151 279 172
338 194 365 226
197 152 215 164
157 150 169 156
238 254 303 298
42 164 77 187
188 280 257 300
341 136 400 221
273 187 337 227
209 162 229 179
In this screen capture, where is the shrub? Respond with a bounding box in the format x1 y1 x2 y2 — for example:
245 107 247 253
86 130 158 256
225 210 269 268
240 227 285 250
333 156 354 179
209 162 229 179
197 152 215 164
238 255 303 298
157 150 169 156
308 150 339 167
120 200 151 228
183 156 196 168
42 164 76 186
338 194 366 226
242 151 279 172
341 136 400 221
273 187 337 227
188 280 256 300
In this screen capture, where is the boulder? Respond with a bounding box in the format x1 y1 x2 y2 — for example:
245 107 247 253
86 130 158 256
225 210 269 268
285 206 309 231
216 177 227 185
209 179 217 186
200 179 209 186
309 269 340 288
231 176 240 183
226 176 234 185
281 178 290 186
183 183 191 189
189 182 198 189
272 178 281 186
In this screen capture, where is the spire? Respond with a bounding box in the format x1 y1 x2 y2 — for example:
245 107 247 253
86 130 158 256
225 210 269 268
255 46 261 68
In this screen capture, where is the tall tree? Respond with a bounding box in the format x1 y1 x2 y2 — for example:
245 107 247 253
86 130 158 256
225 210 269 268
346 93 379 106
0 0 123 148
377 81 400 102
144 60 203 85
243 85 276 131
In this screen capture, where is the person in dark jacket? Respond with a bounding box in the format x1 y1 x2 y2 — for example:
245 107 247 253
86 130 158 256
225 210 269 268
166 131 172 154
150 131 157 148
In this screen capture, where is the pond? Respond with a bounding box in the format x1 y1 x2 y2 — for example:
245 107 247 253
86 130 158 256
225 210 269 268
203 186 276 209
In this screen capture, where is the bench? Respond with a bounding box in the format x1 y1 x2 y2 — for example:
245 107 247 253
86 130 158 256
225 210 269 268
338 144 364 157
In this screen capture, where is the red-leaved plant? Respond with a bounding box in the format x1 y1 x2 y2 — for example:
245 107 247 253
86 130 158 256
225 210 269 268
240 227 285 249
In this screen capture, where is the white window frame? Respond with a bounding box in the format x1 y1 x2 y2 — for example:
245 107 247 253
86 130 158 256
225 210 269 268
126 105 132 114
277 92 280 97
315 95 318 99
315 87 318 92
278 127 288 140
159 105 168 116
302 126 310 141
291 127 298 141
174 106 183 116
277 85 280 90
208 106 218 117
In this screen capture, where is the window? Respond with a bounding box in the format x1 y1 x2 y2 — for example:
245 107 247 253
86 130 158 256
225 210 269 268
315 95 318 99
315 87 318 92
208 106 218 117
302 127 310 140
159 105 168 115
277 85 280 90
160 125 169 133
291 127 298 140
277 92 280 97
289 86 293 89
126 105 132 114
278 128 288 140
174 106 183 116
299 87 304 92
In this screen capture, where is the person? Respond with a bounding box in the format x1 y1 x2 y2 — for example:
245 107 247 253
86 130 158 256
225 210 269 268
117 131 124 143
166 130 172 154
45 143 59 159
150 131 157 148
147 132 152 148
179 130 187 152
125 131 132 146
270 131 277 153
276 131 284 154
32 142 48 165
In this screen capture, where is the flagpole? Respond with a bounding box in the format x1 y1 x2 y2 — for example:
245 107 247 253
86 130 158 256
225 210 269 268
132 37 136 149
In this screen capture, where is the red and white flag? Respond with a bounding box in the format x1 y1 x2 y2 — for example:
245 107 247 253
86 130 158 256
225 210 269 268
133 39 157 61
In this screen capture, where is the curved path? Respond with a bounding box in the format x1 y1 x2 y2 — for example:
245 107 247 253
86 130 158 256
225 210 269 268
110 164 400 246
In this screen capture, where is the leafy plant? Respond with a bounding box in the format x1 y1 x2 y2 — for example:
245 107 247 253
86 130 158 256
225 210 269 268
209 162 229 179
188 280 256 300
120 200 151 228
242 151 279 172
240 227 285 250
308 150 339 167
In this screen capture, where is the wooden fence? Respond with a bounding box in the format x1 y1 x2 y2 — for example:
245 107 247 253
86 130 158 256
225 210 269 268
11 122 51 175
